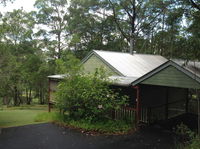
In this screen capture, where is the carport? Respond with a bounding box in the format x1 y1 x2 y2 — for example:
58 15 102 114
131 60 200 132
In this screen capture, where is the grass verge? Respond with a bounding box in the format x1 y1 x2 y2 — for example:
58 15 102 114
0 105 48 128
0 105 134 134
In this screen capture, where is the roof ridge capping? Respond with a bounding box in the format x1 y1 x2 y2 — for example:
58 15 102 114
93 50 166 57
93 50 129 55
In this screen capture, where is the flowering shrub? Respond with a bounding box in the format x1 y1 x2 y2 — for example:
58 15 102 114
55 69 128 122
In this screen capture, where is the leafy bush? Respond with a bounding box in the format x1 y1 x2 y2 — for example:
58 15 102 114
175 123 200 149
184 137 200 149
55 69 128 122
65 118 133 134
175 123 195 143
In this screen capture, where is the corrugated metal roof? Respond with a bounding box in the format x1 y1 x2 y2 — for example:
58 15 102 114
48 51 200 87
94 50 168 77
109 76 138 86
48 74 136 86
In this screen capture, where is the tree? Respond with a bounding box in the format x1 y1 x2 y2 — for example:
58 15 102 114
55 50 81 74
0 9 52 106
107 0 168 53
2 9 35 44
0 9 36 105
0 0 14 6
0 44 15 105
67 0 127 58
34 0 69 59
189 0 200 11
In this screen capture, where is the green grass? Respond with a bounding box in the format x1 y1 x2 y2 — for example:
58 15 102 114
0 105 134 134
0 105 49 128
34 111 64 122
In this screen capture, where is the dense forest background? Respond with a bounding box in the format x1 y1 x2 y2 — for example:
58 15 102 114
0 0 199 106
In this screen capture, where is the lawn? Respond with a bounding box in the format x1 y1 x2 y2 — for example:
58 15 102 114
0 105 49 128
0 105 134 134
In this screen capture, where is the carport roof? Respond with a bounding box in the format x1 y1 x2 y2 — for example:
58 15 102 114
131 60 200 88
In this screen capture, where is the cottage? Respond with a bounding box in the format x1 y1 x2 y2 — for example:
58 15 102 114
48 50 200 125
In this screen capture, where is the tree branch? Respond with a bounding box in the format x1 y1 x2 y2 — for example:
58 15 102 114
189 0 200 11
108 0 129 41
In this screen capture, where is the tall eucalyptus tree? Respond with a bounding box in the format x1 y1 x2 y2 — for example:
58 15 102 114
34 0 69 59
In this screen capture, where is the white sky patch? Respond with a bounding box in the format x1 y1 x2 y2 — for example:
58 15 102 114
0 0 36 13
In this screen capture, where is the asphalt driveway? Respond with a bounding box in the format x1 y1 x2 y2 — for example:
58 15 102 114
0 123 175 149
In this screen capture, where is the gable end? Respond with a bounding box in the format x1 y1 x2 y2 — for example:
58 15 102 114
82 53 121 76
141 65 200 89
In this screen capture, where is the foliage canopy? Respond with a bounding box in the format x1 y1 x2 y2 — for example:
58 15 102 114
56 69 128 122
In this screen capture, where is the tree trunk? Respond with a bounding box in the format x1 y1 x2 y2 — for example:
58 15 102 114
27 88 32 105
130 38 134 54
18 90 22 105
26 88 29 103
3 96 9 105
130 0 136 54
13 86 18 106
57 32 61 59
39 88 45 105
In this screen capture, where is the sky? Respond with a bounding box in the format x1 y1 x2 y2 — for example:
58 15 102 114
0 0 36 13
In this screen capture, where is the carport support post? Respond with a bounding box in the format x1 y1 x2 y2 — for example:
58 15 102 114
165 87 169 120
48 79 51 113
133 86 141 127
198 90 200 136
185 89 189 113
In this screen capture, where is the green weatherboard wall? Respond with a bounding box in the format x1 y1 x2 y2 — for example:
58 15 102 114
141 66 200 89
82 54 119 76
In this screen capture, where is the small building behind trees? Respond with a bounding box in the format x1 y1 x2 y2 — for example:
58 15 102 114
48 50 200 126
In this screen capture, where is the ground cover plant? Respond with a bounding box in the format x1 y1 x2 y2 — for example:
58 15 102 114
175 123 200 149
35 111 134 134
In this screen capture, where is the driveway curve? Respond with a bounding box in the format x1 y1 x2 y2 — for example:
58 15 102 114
0 123 175 149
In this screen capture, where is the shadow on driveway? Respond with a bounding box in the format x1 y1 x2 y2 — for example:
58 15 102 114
0 123 175 149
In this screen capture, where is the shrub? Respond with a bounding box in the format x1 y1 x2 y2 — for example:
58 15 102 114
175 123 195 143
55 69 128 122
185 136 200 149
66 118 133 134
175 123 200 149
